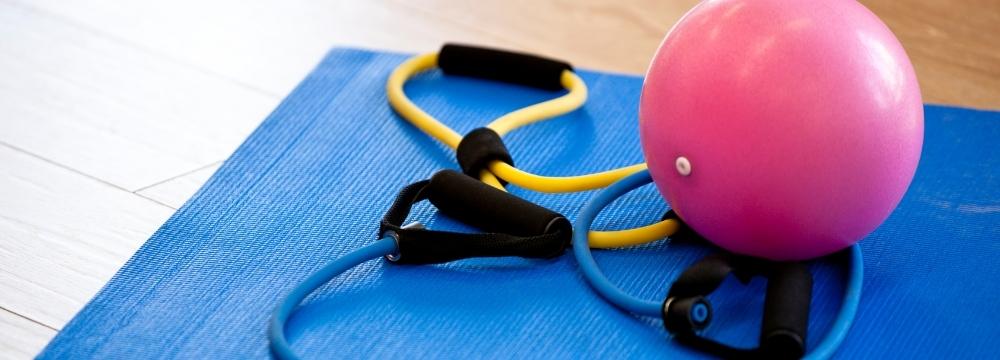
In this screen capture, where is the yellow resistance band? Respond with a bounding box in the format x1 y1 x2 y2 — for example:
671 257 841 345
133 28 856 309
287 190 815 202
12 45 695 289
386 52 677 248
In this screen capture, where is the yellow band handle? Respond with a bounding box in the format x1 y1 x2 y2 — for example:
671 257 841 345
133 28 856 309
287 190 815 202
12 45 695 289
386 51 677 248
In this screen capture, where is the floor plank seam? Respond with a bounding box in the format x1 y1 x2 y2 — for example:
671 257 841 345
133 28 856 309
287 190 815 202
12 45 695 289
0 141 176 211
132 160 223 194
1 0 284 100
0 306 58 332
132 193 178 211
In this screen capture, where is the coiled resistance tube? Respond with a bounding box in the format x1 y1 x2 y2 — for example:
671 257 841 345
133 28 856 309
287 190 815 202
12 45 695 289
271 168 576 360
270 237 396 360
386 47 675 248
572 169 863 359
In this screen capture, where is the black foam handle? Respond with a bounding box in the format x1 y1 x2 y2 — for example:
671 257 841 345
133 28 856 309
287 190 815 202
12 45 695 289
391 226 567 265
667 254 734 299
438 43 572 91
663 296 712 334
456 127 514 181
386 170 569 264
760 262 813 359
426 170 570 238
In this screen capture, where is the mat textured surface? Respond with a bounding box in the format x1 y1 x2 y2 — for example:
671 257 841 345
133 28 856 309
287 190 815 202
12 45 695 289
41 48 999 359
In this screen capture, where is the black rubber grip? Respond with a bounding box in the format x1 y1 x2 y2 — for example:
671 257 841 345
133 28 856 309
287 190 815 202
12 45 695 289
456 127 513 181
391 225 567 264
383 170 570 265
438 43 572 91
427 170 570 238
663 296 712 334
667 254 733 299
760 262 813 359
665 253 814 359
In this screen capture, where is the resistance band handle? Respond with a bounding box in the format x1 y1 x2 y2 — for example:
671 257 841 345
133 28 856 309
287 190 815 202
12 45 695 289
389 226 567 265
379 170 570 265
761 262 813 359
663 296 712 334
667 253 734 299
664 253 813 359
438 43 573 91
427 170 570 238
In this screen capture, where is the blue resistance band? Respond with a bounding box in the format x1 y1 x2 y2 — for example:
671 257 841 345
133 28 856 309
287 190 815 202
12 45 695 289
572 169 863 359
271 169 862 359
269 237 397 360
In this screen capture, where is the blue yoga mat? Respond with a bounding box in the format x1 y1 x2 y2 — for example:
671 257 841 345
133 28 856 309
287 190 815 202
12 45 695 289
41 48 1000 359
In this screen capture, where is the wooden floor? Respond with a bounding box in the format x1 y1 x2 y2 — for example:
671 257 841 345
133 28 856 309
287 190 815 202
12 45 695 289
0 0 997 357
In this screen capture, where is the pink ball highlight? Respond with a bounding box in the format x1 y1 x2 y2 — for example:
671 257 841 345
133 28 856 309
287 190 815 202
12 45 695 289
639 0 923 260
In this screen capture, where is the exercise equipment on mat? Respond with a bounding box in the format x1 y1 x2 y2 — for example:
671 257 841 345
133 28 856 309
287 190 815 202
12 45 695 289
273 36 885 358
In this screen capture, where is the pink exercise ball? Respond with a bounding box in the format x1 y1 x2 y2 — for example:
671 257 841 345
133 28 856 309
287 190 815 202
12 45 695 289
639 0 923 260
